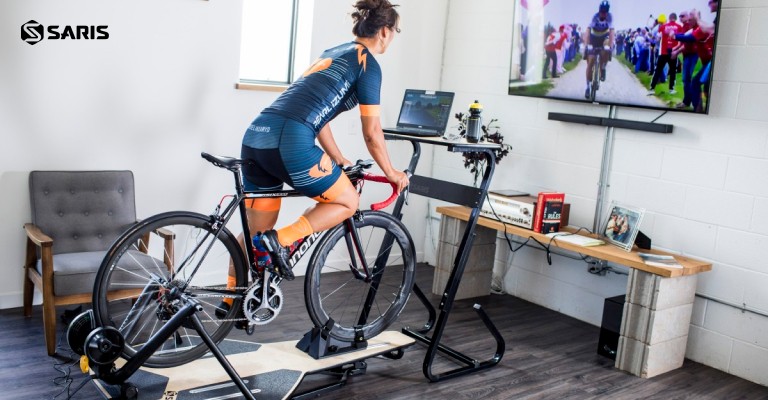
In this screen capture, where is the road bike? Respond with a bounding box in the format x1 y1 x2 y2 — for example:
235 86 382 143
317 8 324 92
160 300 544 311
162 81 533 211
588 49 604 102
586 44 610 102
88 152 416 370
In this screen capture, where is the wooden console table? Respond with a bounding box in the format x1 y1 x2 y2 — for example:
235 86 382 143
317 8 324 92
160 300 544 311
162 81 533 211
436 205 712 378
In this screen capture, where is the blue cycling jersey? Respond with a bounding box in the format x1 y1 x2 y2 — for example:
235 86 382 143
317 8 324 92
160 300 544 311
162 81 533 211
261 41 382 133
240 42 382 199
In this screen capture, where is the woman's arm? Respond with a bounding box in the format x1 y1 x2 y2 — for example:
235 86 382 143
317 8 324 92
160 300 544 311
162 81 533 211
316 123 350 167
360 115 409 193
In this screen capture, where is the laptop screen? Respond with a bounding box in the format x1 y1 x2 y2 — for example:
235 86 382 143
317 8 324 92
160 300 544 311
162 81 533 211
395 90 455 133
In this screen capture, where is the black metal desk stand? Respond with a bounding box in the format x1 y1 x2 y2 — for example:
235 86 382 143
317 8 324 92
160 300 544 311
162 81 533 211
384 133 506 382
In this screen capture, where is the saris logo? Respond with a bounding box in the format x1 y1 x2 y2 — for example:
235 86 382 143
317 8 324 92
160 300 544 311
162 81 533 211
21 20 109 45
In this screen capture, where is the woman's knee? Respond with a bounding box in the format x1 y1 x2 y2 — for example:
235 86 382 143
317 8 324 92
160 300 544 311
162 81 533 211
335 187 359 217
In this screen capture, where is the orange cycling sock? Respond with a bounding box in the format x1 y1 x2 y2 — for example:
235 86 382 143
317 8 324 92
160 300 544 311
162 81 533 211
277 216 313 247
223 275 236 306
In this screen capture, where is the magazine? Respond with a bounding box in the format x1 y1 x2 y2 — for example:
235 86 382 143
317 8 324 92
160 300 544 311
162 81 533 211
546 232 605 247
637 252 683 268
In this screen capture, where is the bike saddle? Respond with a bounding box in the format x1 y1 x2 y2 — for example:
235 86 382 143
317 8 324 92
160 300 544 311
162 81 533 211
201 152 254 171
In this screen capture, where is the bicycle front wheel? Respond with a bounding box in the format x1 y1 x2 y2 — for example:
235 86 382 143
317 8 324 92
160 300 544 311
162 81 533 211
591 55 601 101
92 211 247 368
304 210 416 342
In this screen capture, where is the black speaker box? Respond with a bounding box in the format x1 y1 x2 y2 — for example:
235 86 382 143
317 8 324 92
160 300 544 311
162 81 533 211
597 294 625 360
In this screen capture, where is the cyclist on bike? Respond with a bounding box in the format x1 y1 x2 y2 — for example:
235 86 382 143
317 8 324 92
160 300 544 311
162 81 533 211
584 0 615 99
224 0 409 304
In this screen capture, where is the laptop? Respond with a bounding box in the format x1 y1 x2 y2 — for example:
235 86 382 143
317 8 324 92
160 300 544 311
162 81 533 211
383 89 455 137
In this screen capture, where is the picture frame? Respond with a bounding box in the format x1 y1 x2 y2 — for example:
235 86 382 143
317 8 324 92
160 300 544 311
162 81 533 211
601 201 645 252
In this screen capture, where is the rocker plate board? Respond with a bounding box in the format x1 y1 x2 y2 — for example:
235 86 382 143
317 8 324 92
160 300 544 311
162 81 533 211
92 331 414 400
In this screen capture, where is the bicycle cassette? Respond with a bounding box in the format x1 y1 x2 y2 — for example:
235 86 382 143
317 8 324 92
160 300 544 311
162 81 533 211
243 279 283 326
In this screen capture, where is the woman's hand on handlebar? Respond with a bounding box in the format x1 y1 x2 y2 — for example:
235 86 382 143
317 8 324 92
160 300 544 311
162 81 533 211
387 169 410 194
336 156 352 168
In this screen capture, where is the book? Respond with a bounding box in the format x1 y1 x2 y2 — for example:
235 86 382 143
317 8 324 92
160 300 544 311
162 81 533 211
541 201 564 233
637 252 683 269
546 232 605 247
533 192 565 233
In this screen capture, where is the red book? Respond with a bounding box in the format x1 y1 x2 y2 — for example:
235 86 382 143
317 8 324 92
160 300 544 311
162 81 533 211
533 192 566 233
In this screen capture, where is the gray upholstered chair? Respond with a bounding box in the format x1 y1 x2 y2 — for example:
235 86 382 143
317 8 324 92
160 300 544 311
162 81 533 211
23 170 139 355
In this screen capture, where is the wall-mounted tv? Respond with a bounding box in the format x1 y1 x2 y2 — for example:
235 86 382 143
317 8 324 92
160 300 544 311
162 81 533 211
508 0 721 114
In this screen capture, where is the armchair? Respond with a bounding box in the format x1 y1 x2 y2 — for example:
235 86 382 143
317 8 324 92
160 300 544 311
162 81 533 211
23 170 139 355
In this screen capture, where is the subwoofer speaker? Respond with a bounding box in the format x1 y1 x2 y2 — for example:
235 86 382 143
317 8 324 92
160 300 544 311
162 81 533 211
597 295 625 360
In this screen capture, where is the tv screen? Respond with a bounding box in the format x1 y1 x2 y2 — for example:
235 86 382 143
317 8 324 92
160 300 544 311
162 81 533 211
508 0 721 114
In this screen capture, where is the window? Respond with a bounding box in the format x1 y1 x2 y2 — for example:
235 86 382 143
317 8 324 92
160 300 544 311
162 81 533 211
238 0 314 87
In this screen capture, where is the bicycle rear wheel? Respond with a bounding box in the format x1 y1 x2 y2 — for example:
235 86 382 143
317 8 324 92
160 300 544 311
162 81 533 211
304 210 416 342
92 211 247 368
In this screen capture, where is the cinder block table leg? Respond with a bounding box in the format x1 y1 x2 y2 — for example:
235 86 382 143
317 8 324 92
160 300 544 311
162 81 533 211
616 269 698 378
433 215 497 300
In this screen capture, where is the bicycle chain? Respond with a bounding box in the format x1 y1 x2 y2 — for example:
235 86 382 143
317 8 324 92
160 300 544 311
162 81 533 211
184 286 250 322
185 286 248 297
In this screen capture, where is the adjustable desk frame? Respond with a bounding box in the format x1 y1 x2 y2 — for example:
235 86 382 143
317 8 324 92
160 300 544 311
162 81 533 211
384 133 505 382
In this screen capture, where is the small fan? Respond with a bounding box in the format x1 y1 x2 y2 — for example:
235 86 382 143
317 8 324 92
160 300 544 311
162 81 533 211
66 309 95 356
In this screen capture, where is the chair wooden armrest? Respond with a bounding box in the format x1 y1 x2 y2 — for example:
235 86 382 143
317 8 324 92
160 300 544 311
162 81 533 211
23 223 54 282
155 227 175 240
155 228 175 270
24 223 53 248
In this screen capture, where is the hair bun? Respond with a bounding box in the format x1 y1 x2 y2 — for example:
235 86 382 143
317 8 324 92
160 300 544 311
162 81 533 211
351 0 399 38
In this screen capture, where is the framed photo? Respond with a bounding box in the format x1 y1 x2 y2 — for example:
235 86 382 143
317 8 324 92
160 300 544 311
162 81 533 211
601 202 645 252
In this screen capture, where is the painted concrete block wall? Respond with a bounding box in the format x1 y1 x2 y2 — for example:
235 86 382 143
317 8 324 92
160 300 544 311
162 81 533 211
436 0 768 385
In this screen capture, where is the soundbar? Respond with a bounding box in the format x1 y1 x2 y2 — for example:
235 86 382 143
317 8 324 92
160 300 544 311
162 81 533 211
548 112 673 134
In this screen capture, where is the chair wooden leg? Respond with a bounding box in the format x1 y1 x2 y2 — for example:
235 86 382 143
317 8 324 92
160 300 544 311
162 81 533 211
40 245 57 355
23 269 34 318
23 239 37 317
42 296 57 356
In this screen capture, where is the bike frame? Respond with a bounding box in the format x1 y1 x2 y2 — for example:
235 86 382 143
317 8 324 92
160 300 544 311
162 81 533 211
215 164 378 285
90 157 400 398
587 49 605 102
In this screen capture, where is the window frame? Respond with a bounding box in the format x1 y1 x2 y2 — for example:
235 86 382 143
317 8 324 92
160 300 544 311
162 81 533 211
237 0 309 90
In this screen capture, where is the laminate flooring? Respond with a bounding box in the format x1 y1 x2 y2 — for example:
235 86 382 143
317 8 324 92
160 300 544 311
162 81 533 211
2 264 766 399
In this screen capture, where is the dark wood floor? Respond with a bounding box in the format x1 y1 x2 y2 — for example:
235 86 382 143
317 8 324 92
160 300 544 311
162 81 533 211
3 265 767 399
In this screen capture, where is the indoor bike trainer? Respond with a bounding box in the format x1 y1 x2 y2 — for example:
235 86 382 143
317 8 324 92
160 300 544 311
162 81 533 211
68 290 415 399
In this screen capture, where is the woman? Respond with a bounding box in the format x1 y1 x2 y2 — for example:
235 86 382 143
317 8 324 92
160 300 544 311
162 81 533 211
225 0 408 303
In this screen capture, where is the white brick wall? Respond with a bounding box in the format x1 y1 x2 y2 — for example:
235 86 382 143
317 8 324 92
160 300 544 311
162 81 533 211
437 0 768 386
731 341 768 385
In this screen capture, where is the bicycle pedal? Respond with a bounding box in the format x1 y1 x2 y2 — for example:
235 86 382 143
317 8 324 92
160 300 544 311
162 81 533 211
181 317 195 330
268 264 295 281
215 301 231 319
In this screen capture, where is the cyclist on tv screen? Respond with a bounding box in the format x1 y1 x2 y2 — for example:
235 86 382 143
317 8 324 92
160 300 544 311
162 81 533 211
584 0 615 99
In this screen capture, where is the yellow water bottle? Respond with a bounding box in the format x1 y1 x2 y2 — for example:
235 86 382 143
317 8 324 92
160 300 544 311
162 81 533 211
466 100 483 143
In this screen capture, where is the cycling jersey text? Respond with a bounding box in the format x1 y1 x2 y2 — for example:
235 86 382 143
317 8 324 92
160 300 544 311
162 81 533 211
313 80 350 128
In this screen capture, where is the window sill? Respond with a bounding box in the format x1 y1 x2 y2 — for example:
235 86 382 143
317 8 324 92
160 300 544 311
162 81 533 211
235 82 288 92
